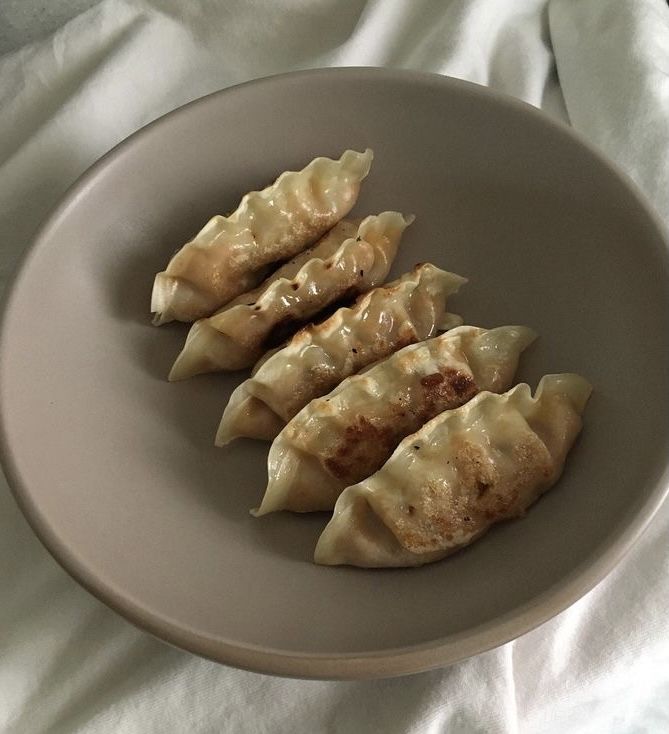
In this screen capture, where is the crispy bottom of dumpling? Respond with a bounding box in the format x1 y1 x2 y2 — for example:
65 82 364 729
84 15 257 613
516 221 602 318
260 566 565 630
314 374 591 568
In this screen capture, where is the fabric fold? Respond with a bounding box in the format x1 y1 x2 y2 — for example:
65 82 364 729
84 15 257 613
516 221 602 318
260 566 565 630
550 0 669 221
0 1 668 732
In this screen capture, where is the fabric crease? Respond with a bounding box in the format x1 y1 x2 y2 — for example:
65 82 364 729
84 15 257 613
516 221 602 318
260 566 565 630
1 1 668 732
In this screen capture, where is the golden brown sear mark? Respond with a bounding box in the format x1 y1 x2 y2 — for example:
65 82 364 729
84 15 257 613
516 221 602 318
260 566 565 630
391 435 556 554
418 368 478 420
324 415 400 483
323 369 478 485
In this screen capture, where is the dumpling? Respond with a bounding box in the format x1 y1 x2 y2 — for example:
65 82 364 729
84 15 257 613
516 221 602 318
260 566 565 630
314 374 591 567
254 325 537 515
217 263 466 445
223 219 360 303
216 263 467 445
151 149 373 324
168 212 412 380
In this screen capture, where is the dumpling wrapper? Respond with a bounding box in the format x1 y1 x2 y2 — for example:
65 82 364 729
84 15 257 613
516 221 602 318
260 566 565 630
315 373 591 568
168 212 412 380
254 325 537 515
216 263 467 445
151 149 373 324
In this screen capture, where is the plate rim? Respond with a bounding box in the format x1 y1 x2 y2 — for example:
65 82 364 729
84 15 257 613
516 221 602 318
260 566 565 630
1 66 669 680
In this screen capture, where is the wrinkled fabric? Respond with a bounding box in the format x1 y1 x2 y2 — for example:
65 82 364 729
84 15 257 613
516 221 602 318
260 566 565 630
1 1 668 732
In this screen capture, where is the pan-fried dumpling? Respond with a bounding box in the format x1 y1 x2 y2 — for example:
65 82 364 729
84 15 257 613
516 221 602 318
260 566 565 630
168 212 412 380
223 219 359 304
151 149 373 324
216 263 467 445
314 374 591 568
254 325 537 515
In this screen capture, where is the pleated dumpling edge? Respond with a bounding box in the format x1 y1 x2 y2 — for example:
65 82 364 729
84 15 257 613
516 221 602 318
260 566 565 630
152 148 374 324
314 373 592 568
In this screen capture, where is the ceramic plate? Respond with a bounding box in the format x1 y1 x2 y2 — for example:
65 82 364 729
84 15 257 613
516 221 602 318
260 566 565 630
2 68 668 679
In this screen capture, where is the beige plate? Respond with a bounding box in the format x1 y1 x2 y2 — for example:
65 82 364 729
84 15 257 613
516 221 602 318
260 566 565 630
1 69 668 680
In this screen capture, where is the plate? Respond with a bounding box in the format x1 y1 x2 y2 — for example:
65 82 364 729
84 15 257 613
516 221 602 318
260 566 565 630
1 68 668 679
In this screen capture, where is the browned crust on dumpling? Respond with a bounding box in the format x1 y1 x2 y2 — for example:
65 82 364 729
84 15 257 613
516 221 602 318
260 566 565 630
284 324 423 422
323 368 478 485
387 433 555 554
418 369 478 414
324 416 401 483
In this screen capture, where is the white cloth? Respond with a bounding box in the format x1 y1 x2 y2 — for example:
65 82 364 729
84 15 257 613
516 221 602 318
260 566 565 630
1 1 668 731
